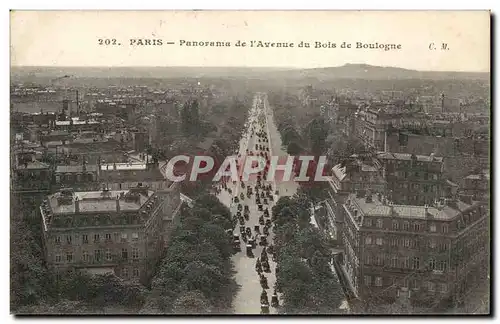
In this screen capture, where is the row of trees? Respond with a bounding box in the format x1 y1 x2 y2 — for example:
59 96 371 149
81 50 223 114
271 194 345 314
143 194 237 314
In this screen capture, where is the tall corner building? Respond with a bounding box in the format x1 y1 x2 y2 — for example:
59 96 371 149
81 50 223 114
39 185 182 283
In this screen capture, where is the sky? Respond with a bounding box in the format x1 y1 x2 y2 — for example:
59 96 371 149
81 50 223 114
10 11 490 72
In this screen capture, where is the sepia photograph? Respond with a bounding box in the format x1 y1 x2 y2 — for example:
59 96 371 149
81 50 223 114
9 10 491 315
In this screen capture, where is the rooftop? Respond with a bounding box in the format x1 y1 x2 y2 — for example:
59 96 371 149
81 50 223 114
16 160 50 170
465 172 490 180
347 193 474 220
56 164 98 173
48 189 153 214
376 152 444 163
100 163 147 171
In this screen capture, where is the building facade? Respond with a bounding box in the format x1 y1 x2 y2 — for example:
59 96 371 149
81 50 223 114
377 152 444 206
39 186 181 283
339 191 488 309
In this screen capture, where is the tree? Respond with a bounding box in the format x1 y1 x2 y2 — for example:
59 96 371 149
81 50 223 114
303 117 330 157
287 141 303 155
181 261 225 301
172 290 213 314
199 223 233 260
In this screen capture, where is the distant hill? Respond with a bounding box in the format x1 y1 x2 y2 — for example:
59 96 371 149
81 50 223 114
10 64 489 82
273 64 490 80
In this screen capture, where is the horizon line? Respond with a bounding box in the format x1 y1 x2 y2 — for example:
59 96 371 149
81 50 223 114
10 64 490 74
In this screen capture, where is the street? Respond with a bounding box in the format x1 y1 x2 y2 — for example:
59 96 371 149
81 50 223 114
217 93 297 314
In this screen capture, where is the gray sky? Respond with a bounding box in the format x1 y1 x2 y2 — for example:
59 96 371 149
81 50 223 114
10 11 490 72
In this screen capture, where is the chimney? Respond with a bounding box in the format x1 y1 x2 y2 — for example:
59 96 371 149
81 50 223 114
365 190 373 203
75 196 80 213
424 204 431 218
116 195 120 212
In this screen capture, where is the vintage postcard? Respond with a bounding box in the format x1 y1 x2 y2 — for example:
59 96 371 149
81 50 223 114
10 11 491 315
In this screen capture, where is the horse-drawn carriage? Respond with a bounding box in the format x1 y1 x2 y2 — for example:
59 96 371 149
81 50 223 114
260 274 269 289
260 235 268 247
271 290 279 307
246 244 253 257
260 290 269 313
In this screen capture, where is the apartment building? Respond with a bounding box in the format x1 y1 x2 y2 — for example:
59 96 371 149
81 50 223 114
39 185 181 283
377 152 444 206
340 190 488 308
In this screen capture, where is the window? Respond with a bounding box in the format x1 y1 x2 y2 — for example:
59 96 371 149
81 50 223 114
403 222 409 231
94 234 100 243
404 172 408 179
55 236 61 244
114 233 119 241
121 248 128 260
403 257 410 269
132 233 139 241
365 236 372 245
82 251 89 262
66 235 72 244
439 283 448 293
66 252 73 263
430 239 437 249
376 219 383 228
391 237 398 246
438 261 447 272
424 172 429 180
132 248 139 260
430 224 437 232
429 258 436 270
375 277 383 287
82 234 89 244
412 257 420 269
411 279 419 290
365 255 371 265
404 238 410 247
392 221 399 230
415 172 419 178
428 282 436 292
364 275 371 286
133 268 140 278
391 256 398 268
55 254 62 263
433 174 438 180
122 267 129 279
106 249 112 261
105 233 112 242
376 255 383 266
94 249 102 262
413 223 420 231
424 185 429 193
121 233 128 242
365 218 372 227
442 224 449 233
376 238 383 246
